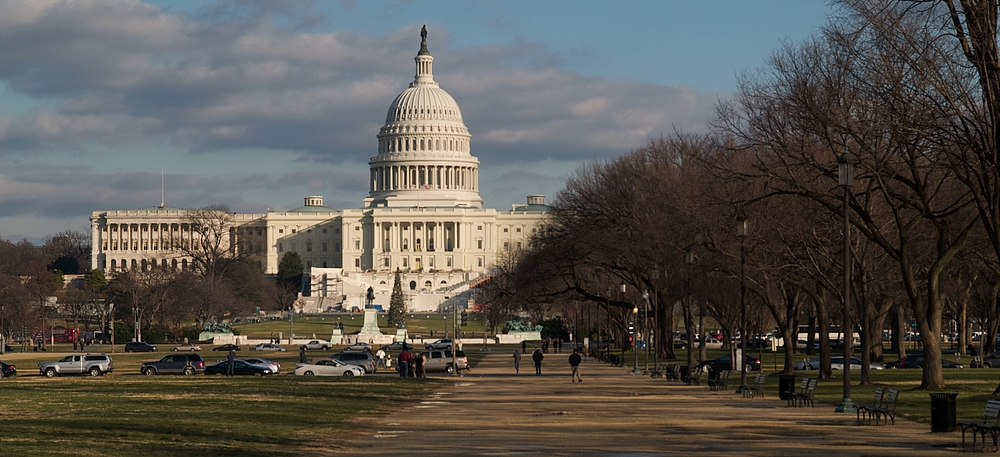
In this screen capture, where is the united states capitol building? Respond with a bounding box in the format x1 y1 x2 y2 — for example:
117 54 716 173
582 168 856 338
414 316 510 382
89 30 548 313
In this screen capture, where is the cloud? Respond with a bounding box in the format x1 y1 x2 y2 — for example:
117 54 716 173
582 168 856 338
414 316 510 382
0 0 720 242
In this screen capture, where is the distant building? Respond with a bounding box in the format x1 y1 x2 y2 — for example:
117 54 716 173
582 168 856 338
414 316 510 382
89 30 548 312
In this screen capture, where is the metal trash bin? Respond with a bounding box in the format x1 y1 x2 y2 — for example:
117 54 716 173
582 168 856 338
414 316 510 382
778 374 796 400
929 393 958 432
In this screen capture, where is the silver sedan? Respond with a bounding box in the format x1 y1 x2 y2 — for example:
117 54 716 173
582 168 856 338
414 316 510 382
294 359 364 377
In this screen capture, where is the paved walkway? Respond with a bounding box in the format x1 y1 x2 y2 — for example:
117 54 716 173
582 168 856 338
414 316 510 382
330 352 964 456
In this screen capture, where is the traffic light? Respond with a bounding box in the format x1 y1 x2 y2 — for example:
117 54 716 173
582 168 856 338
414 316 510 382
461 310 468 326
628 321 635 335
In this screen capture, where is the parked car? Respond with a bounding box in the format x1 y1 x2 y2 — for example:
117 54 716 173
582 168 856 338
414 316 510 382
794 356 884 371
328 351 377 374
976 351 1000 368
242 357 281 374
124 342 158 353
170 343 202 352
294 359 364 377
204 360 274 376
300 340 331 351
425 338 453 350
695 354 761 373
212 344 241 352
380 342 414 352
419 349 468 374
343 343 372 352
250 343 287 352
890 355 964 369
39 354 114 377
140 354 205 375
0 360 16 378
737 339 769 349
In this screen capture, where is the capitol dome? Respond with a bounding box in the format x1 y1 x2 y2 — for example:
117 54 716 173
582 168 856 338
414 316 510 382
366 26 481 209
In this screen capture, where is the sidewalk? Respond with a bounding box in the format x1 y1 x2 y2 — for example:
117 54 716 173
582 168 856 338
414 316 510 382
330 352 963 456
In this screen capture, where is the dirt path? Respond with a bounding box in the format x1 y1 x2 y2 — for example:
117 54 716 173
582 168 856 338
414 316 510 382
326 352 968 456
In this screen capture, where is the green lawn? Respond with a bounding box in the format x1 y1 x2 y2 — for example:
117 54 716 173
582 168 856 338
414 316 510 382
233 313 487 340
0 361 429 456
659 345 999 425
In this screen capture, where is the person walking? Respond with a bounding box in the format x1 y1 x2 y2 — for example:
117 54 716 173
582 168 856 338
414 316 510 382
569 349 583 383
521 340 527 354
513 350 521 374
299 347 307 364
227 349 236 377
532 347 544 375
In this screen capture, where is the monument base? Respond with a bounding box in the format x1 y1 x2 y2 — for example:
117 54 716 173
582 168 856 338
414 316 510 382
356 308 383 343
198 332 235 343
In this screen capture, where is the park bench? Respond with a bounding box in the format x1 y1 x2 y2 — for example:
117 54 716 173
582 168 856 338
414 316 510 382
785 378 810 407
664 364 680 381
855 387 886 425
744 373 767 398
790 378 817 407
708 370 730 391
686 366 702 385
869 389 899 425
959 399 1000 449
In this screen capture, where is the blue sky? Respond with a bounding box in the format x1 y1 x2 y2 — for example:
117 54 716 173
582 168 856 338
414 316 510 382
0 0 832 244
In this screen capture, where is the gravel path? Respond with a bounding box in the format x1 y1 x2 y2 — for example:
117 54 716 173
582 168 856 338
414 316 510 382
329 352 966 456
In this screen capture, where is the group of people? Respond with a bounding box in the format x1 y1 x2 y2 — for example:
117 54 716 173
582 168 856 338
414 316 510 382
515 346 584 382
396 349 426 378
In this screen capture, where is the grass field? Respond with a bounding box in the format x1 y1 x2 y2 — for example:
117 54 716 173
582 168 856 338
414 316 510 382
233 313 487 341
661 346 998 425
0 373 429 456
2 339 996 454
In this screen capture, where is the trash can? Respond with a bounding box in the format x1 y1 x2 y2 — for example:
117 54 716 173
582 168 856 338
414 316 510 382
778 374 796 400
929 393 958 432
680 366 690 382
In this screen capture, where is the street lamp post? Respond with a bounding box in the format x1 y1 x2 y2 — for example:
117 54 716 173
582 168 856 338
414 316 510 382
605 287 611 361
642 289 650 375
620 281 627 368
632 304 639 373
835 148 857 414
736 212 748 393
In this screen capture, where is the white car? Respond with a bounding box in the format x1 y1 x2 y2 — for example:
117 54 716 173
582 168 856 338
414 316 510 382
242 357 281 374
250 343 287 352
294 359 364 377
170 343 202 351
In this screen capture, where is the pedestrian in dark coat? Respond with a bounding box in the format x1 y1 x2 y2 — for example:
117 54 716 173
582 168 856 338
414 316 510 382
569 349 583 383
532 347 544 375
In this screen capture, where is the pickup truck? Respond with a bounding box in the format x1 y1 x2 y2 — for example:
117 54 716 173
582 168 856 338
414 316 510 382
39 354 114 377
300 340 331 351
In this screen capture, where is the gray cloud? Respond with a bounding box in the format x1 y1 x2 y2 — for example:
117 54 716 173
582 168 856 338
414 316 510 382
0 0 719 241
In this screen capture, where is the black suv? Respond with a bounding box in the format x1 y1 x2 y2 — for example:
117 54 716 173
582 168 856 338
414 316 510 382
140 354 205 375
124 342 158 352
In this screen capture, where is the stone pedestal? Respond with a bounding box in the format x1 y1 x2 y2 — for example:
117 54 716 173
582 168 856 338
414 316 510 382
198 331 234 343
395 328 408 343
356 307 382 343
